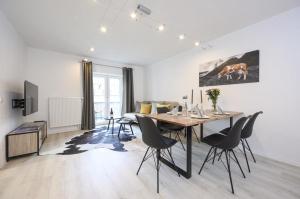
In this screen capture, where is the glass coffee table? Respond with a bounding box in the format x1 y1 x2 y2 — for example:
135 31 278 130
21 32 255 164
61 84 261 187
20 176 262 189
104 116 122 135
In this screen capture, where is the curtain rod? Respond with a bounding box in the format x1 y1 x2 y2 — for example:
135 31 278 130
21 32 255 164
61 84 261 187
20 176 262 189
79 61 131 69
93 63 123 69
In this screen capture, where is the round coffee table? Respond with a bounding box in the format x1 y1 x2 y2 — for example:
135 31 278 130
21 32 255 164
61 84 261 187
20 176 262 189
117 118 134 137
104 116 122 135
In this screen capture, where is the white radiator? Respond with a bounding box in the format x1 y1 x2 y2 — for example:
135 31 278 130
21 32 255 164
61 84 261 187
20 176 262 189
49 97 82 128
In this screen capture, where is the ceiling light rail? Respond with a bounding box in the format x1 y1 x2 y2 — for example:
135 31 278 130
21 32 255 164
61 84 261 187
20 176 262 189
80 60 133 70
93 1 211 49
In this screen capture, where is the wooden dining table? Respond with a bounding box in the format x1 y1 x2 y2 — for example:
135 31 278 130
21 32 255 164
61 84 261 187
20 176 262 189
146 111 242 179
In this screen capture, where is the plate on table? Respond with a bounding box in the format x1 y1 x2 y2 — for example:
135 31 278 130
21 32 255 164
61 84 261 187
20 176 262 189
190 114 210 119
213 112 231 115
166 112 182 115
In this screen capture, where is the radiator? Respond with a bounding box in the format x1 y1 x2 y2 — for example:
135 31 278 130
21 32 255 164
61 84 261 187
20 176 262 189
48 97 82 128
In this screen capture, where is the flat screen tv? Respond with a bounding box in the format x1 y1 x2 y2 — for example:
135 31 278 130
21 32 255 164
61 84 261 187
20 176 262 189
23 81 38 116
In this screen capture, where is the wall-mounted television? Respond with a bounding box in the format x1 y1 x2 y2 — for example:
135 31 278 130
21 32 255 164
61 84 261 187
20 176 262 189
12 80 38 116
23 81 38 116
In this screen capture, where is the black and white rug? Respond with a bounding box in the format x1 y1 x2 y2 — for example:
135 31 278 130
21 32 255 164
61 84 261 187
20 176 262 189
41 126 137 155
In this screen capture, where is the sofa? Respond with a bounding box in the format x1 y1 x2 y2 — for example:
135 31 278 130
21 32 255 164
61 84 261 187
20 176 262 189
123 101 179 123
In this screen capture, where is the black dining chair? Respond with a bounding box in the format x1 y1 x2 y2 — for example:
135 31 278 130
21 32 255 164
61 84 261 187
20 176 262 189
156 106 186 150
136 115 180 193
198 117 248 194
220 111 263 172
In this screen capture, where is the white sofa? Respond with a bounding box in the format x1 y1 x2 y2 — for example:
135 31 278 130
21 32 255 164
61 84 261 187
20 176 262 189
123 101 179 123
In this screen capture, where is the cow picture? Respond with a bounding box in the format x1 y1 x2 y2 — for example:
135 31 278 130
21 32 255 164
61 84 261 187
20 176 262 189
199 50 259 87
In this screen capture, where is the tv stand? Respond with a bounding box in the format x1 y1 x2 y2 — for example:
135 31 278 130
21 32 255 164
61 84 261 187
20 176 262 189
6 121 47 161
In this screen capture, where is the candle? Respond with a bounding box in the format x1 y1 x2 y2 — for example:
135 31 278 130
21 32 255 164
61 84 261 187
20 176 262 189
200 90 203 104
191 89 194 104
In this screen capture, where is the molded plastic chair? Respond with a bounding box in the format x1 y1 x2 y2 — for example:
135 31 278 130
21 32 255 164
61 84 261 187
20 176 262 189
198 117 248 194
220 111 263 172
136 115 179 193
156 106 186 150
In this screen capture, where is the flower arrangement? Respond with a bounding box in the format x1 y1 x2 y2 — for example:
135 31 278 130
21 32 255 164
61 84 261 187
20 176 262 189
206 88 220 112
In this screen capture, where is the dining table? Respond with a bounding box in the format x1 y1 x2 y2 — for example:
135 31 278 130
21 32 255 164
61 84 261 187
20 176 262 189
146 111 243 179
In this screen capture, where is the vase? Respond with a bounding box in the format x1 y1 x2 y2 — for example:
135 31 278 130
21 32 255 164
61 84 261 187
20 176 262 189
212 101 217 112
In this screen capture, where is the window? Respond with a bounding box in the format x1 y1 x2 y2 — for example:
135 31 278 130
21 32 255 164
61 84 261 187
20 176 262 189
93 73 122 125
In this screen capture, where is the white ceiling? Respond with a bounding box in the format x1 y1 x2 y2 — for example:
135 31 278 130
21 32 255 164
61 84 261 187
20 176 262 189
0 0 299 66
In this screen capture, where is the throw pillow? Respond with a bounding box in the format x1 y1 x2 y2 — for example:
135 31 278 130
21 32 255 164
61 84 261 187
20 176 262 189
140 103 152 114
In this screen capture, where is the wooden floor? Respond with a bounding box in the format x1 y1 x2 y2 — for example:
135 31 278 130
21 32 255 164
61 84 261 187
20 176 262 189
0 125 300 199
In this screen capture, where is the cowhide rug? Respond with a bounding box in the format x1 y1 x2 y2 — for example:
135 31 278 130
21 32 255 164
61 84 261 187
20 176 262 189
40 125 137 155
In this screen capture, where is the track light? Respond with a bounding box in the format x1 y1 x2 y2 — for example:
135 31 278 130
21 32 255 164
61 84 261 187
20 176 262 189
130 12 137 19
158 24 165 32
179 34 185 40
100 26 107 33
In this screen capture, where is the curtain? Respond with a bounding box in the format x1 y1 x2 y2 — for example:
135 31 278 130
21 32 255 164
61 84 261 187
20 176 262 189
122 67 135 114
81 61 95 130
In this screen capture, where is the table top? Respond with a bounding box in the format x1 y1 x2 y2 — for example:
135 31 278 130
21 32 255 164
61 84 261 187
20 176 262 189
8 121 46 135
147 111 242 127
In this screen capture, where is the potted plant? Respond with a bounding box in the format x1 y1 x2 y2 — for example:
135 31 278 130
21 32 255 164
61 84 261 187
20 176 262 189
206 88 220 112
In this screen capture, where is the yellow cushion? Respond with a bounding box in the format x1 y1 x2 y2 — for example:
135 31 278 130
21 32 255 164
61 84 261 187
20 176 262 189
140 103 152 114
157 103 171 110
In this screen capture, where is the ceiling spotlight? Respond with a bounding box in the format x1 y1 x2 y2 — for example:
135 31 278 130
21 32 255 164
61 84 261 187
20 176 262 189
158 24 165 31
179 34 185 40
130 12 137 19
195 41 200 46
90 47 95 52
100 26 107 33
83 58 88 62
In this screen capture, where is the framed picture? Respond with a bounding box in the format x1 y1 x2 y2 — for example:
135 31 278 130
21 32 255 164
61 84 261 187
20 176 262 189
199 50 259 87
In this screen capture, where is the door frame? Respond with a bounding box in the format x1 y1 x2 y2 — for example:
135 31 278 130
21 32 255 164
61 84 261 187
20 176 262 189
93 72 122 124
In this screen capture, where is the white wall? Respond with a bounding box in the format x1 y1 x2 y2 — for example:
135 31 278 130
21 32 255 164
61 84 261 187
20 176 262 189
23 48 83 133
93 61 145 102
24 48 145 134
0 11 26 167
146 7 300 166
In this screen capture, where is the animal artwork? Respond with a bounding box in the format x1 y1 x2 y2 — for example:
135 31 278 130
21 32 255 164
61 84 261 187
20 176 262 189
218 63 248 80
199 50 259 86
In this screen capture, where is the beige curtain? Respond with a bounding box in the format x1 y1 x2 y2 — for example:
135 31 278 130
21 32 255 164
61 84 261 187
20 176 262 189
81 61 95 130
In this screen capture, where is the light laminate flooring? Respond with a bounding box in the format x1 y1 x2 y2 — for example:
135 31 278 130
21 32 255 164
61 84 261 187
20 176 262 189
0 125 299 199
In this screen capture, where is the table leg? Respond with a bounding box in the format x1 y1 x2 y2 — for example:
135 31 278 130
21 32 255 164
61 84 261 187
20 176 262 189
159 126 192 179
112 119 114 135
118 124 122 137
200 124 204 141
230 117 233 128
186 126 192 178
107 119 111 130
